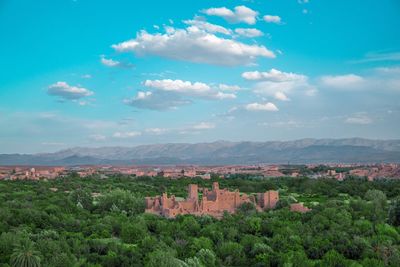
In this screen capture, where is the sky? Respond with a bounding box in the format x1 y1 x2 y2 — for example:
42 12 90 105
0 0 400 154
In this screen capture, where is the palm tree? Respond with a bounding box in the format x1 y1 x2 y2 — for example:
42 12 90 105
10 239 41 267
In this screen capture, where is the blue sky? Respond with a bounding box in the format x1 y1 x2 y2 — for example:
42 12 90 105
0 0 399 153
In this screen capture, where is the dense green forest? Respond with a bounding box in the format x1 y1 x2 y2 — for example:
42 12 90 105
0 175 400 266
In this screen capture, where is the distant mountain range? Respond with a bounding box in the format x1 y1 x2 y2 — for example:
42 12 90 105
1 138 400 166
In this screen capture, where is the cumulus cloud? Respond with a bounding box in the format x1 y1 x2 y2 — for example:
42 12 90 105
112 25 274 66
47 82 94 100
136 91 153 99
124 90 191 110
315 67 400 94
100 55 133 68
234 28 263 38
214 92 237 99
253 80 316 97
100 55 121 67
242 69 314 98
124 78 238 111
144 79 210 95
263 15 282 24
144 79 237 100
245 102 279 111
113 131 141 138
274 91 290 101
183 18 232 35
202 5 258 25
322 68 400 92
242 69 307 82
320 74 364 89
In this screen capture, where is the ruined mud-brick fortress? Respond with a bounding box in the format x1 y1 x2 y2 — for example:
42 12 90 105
145 182 279 218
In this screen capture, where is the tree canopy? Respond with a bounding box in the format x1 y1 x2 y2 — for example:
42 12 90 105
0 175 399 266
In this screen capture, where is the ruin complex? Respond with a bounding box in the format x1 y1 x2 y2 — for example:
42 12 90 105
145 182 279 218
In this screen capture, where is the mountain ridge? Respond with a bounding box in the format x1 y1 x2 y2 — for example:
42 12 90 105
1 138 400 165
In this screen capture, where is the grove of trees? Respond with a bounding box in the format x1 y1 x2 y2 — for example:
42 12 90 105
0 175 399 266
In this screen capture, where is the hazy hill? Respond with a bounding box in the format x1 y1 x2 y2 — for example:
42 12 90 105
1 138 400 165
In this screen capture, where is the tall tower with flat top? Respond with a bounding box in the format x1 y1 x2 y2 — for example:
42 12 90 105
188 184 198 201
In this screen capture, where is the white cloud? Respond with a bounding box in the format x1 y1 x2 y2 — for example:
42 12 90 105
218 84 241 91
125 78 239 111
177 121 217 135
242 68 307 82
145 128 168 135
192 122 215 129
234 28 263 38
81 74 92 79
202 5 258 25
263 15 282 24
124 90 191 110
202 7 233 17
47 82 94 100
38 112 58 119
144 79 210 94
100 55 133 68
183 18 232 35
374 66 400 75
76 100 90 106
345 114 373 125
259 120 304 128
254 81 294 94
84 120 118 130
242 69 314 98
305 87 318 96
245 102 279 111
112 26 274 66
100 55 121 67
143 79 237 100
113 131 141 138
253 80 315 97
89 134 106 141
214 92 237 99
274 91 290 101
318 67 400 92
350 51 400 64
320 74 364 89
136 91 153 99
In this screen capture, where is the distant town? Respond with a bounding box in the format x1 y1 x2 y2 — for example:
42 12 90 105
1 163 399 181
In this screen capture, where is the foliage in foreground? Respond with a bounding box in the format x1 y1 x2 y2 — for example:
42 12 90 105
0 175 399 266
